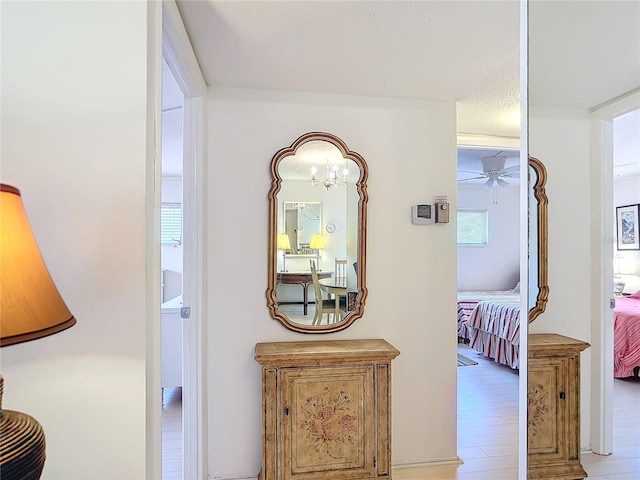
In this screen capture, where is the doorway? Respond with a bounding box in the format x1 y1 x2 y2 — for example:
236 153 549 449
161 57 185 480
159 2 208 477
612 109 640 299
455 139 522 471
591 95 640 455
608 107 640 456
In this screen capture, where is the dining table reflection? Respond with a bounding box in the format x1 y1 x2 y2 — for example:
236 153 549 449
318 276 352 320
277 270 332 315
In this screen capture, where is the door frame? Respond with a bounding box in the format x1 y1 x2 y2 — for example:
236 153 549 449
161 1 207 478
456 133 527 476
590 89 640 455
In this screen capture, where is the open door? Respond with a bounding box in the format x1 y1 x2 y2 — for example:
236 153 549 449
161 2 208 478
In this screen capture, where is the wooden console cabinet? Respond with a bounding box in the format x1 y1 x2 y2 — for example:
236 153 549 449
528 334 590 480
254 339 400 480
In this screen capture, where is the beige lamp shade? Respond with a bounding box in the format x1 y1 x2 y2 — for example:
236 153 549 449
310 233 324 250
0 184 76 347
277 233 291 250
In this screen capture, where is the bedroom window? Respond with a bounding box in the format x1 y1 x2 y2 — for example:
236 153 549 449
161 203 182 245
457 209 488 246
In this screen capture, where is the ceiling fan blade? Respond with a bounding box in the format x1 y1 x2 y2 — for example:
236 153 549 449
482 179 494 192
458 175 488 182
458 169 485 175
502 172 520 179
503 165 520 173
496 178 509 190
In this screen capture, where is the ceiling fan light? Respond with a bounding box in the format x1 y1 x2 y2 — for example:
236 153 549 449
482 179 494 192
481 155 507 174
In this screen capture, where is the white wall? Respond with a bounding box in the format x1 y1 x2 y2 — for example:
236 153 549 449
206 87 459 475
0 2 150 478
614 176 640 293
457 184 520 290
528 107 594 448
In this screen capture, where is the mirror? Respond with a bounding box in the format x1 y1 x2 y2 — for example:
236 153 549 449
267 132 368 333
528 155 549 322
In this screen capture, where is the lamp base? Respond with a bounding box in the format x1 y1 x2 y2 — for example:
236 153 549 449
614 276 626 296
0 375 46 480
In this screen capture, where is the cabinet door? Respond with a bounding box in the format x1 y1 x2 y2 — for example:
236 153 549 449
528 357 568 461
281 366 375 480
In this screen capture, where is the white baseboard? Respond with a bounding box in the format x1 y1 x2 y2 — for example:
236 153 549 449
208 457 464 480
209 474 256 480
393 457 464 475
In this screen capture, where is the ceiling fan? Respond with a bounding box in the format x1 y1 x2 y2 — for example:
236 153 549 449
458 151 520 192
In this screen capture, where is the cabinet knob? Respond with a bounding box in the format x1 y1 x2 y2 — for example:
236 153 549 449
284 407 289 416
559 391 566 399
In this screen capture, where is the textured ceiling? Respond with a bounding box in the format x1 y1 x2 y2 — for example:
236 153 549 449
176 0 521 138
528 0 640 178
170 0 639 177
529 0 640 110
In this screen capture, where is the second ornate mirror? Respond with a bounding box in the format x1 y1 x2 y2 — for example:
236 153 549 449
528 155 549 322
267 132 368 333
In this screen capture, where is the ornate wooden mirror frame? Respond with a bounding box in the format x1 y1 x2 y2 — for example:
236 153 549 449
266 132 368 333
528 155 549 322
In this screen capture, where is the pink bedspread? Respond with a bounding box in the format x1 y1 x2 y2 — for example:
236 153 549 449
468 301 521 369
614 296 640 378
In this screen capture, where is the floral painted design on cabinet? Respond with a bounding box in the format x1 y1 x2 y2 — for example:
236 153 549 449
288 372 369 471
300 386 357 458
527 382 549 438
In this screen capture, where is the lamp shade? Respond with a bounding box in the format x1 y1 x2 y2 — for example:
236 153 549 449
277 233 291 250
310 233 324 250
0 184 76 347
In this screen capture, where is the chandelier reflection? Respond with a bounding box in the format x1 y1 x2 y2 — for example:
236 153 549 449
311 161 348 190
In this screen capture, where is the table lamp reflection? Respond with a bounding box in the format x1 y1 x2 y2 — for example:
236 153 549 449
310 233 324 271
0 184 77 479
277 233 291 272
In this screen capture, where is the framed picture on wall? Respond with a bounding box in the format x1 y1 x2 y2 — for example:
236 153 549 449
616 204 640 250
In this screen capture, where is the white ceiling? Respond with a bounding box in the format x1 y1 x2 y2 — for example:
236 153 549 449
176 0 521 138
169 0 639 178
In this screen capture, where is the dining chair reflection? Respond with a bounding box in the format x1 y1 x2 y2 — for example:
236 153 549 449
310 260 345 325
335 258 347 281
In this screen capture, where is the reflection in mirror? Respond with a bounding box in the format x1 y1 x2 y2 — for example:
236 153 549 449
528 156 548 322
267 132 368 333
283 202 321 256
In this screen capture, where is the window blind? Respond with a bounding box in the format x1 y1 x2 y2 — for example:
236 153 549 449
161 203 182 245
457 209 488 246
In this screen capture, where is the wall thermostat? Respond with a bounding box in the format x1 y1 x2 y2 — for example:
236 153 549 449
435 202 450 223
411 204 434 224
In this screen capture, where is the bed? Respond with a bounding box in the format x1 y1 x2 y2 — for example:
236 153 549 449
457 290 521 369
614 291 640 378
457 290 520 341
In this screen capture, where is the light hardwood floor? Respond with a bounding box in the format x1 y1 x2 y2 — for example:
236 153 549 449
161 345 639 479
162 387 182 480
394 345 640 480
